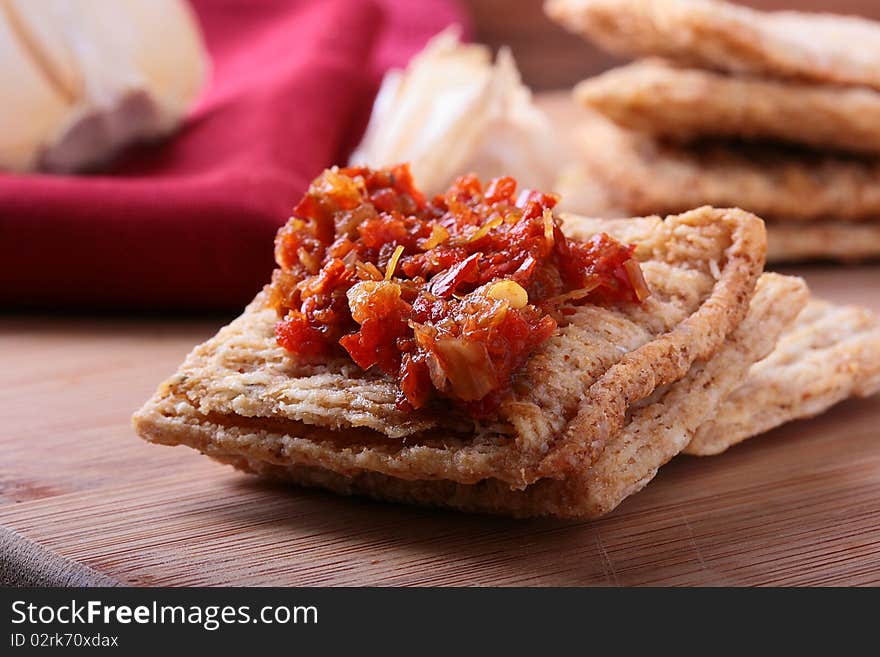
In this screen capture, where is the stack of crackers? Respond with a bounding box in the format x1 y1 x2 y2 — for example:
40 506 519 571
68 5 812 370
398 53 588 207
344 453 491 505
548 0 880 262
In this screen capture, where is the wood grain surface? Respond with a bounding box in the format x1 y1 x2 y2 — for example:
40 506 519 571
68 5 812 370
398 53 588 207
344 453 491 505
1 264 878 586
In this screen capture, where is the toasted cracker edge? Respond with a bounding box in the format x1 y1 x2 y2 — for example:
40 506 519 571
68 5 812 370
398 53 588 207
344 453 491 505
538 205 765 476
686 300 880 455
574 59 880 155
545 0 880 90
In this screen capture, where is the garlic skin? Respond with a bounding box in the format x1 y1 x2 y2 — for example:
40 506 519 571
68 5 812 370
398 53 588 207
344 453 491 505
0 0 209 173
349 28 565 196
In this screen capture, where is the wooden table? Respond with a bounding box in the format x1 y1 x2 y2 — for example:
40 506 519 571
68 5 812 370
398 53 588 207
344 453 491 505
2 265 878 586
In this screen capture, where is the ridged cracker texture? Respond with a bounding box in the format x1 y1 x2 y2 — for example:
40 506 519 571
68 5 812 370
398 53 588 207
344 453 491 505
575 59 880 155
133 272 805 519
137 274 806 518
546 0 880 90
133 208 768 517
571 114 880 223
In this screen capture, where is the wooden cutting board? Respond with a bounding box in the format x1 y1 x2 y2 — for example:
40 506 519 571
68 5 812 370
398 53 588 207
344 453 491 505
1 264 878 586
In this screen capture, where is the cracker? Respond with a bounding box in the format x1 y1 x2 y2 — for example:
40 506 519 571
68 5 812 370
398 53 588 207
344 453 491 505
575 59 880 155
570 115 880 223
556 162 880 263
133 272 804 518
569 272 807 516
134 208 766 514
686 300 880 455
545 0 880 90
766 223 880 264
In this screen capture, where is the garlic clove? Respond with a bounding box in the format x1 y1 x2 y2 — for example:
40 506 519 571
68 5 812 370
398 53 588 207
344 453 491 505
113 0 209 120
349 28 564 196
5 0 84 103
0 7 71 172
1 0 208 173
350 28 496 195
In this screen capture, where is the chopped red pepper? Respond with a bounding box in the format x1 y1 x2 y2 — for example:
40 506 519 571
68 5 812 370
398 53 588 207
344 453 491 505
267 165 649 414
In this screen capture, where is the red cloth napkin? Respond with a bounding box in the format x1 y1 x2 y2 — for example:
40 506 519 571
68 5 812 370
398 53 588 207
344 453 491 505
0 0 468 310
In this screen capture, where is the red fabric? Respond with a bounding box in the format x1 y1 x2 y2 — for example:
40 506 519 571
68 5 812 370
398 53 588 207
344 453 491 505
0 0 468 310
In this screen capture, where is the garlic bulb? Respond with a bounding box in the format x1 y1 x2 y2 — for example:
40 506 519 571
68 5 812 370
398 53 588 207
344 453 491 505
349 28 564 196
0 0 209 173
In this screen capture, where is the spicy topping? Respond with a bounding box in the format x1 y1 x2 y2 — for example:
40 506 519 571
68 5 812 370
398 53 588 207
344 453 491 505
268 164 649 414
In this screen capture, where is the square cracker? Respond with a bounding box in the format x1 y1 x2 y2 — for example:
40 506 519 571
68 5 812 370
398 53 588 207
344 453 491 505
567 114 880 223
575 59 880 156
553 137 880 263
134 272 805 518
686 300 880 455
764 223 880 264
546 0 880 90
533 212 880 458
134 208 767 517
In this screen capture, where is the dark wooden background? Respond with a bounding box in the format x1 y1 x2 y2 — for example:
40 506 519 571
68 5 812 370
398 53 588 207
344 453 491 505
465 0 880 89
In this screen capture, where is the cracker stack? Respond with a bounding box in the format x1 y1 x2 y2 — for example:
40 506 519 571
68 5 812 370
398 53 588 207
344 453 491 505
547 0 880 262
